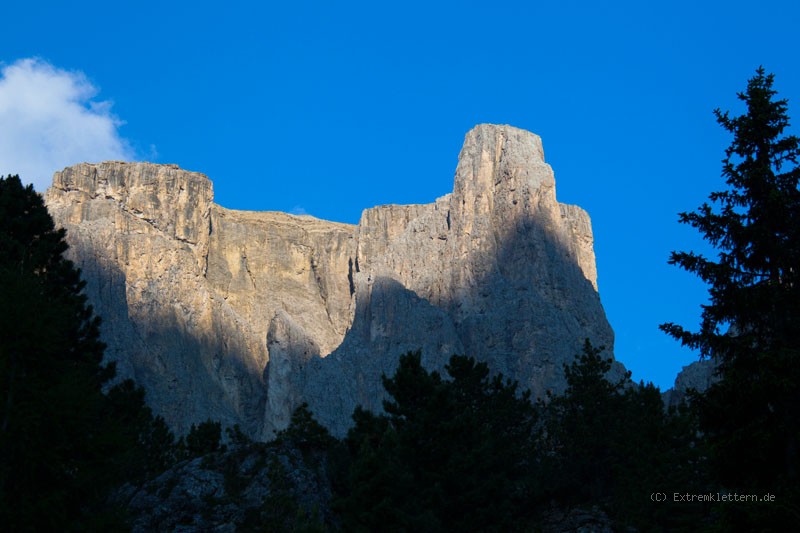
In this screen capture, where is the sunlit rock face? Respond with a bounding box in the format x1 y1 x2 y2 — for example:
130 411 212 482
45 124 621 438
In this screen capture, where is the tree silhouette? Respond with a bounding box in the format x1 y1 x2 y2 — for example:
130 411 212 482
0 175 176 529
661 68 800 527
338 352 538 532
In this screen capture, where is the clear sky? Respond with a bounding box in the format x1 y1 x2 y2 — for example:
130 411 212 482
2 1 798 389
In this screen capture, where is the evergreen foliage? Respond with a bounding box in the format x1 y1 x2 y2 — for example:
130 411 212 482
277 402 336 453
541 341 708 530
332 347 707 531
182 419 225 458
104 379 181 479
661 68 800 527
0 175 178 529
226 423 253 446
541 340 631 504
337 351 538 532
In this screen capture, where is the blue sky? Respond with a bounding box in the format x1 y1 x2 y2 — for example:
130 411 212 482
2 1 798 389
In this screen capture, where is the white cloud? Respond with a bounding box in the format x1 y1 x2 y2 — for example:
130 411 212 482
0 58 136 192
290 205 310 216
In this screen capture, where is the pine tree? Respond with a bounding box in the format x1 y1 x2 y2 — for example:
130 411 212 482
0 175 177 529
338 352 539 532
541 340 630 505
542 341 710 530
181 419 225 458
277 402 336 453
661 68 800 525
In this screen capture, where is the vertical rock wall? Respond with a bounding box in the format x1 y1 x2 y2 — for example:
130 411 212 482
45 124 621 438
299 125 617 433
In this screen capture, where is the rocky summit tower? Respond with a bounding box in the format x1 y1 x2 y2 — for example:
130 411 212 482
45 124 623 438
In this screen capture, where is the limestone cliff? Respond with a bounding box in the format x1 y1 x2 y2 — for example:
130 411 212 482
45 124 621 438
662 358 719 407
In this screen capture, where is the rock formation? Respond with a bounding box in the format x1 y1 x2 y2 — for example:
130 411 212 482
45 124 621 438
662 358 719 407
116 442 333 531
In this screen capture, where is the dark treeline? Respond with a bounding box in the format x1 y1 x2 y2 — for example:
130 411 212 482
328 347 706 531
2 67 798 530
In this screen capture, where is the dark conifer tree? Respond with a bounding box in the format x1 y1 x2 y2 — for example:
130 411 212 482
181 419 225 458
661 68 800 526
0 175 177 529
277 402 336 453
541 340 630 505
541 341 709 531
338 351 538 532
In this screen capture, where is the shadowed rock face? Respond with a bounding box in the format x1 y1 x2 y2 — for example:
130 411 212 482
45 124 621 438
662 359 719 407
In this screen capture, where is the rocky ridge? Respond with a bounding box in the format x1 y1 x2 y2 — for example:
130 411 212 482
45 124 621 438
